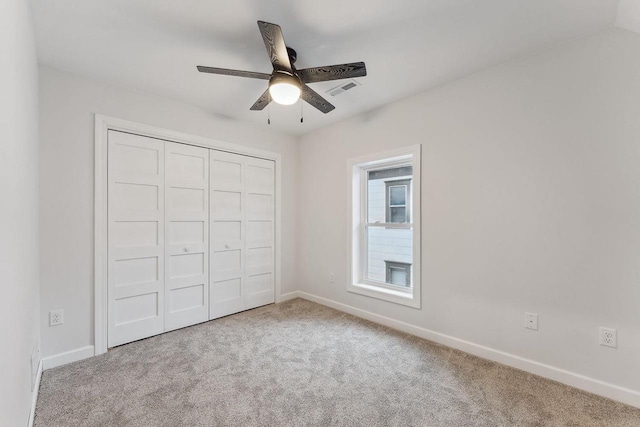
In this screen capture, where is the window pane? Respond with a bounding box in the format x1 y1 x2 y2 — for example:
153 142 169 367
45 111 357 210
389 267 407 286
366 226 412 287
389 186 406 206
390 207 406 223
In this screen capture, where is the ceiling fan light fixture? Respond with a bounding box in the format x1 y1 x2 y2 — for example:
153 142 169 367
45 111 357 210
268 73 301 105
197 21 366 114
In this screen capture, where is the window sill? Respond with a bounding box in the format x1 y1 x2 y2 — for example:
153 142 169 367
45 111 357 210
347 282 421 309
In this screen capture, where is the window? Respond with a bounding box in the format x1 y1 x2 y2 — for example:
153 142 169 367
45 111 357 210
386 179 411 223
348 145 421 308
385 261 411 287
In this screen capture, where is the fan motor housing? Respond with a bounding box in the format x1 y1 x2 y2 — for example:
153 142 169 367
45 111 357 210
286 47 297 64
269 70 301 89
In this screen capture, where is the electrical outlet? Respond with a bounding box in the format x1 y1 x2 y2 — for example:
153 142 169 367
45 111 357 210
50 309 64 326
525 312 538 331
599 327 617 348
329 273 336 284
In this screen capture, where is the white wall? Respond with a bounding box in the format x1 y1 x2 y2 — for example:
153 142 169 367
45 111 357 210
39 67 298 359
0 0 41 425
297 28 640 396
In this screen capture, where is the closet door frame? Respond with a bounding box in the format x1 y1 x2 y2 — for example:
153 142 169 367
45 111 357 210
95 114 282 356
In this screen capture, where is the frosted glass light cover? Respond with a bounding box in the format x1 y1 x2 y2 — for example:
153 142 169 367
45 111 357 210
269 83 301 105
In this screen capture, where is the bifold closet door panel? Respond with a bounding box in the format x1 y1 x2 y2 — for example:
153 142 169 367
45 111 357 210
244 157 275 310
165 142 210 331
108 131 165 347
209 150 245 319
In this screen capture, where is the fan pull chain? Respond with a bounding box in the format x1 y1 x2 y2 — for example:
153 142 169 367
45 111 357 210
300 99 304 123
268 93 272 125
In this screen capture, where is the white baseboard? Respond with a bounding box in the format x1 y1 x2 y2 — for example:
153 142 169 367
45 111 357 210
296 291 640 409
27 359 43 427
278 291 301 302
42 345 95 370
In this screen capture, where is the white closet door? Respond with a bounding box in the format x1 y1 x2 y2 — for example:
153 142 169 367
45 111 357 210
244 157 275 310
164 142 210 331
108 131 165 347
209 151 245 319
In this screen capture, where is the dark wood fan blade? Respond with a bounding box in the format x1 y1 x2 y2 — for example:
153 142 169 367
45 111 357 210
301 85 335 114
249 89 271 111
197 66 271 80
257 21 292 72
298 62 367 83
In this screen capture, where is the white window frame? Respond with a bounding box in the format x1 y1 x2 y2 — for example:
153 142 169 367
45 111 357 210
347 145 421 308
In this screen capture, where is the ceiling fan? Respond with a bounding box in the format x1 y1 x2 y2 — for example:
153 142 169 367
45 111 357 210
197 21 367 115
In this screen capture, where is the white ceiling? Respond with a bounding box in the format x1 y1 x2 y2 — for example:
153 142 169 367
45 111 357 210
31 0 620 135
617 0 640 34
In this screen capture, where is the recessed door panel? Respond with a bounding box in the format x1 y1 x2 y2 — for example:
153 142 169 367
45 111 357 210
169 187 205 211
170 284 205 313
114 256 159 287
212 159 242 186
246 220 272 241
245 271 274 309
212 278 242 302
115 183 159 211
115 293 159 325
169 221 205 245
112 135 160 176
246 247 272 268
212 221 241 241
213 249 241 271
246 193 272 218
167 152 206 181
114 221 158 247
170 253 205 278
246 164 272 187
212 191 242 214
246 272 273 294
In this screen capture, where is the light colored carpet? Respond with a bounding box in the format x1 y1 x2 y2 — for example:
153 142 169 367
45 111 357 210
35 298 640 426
